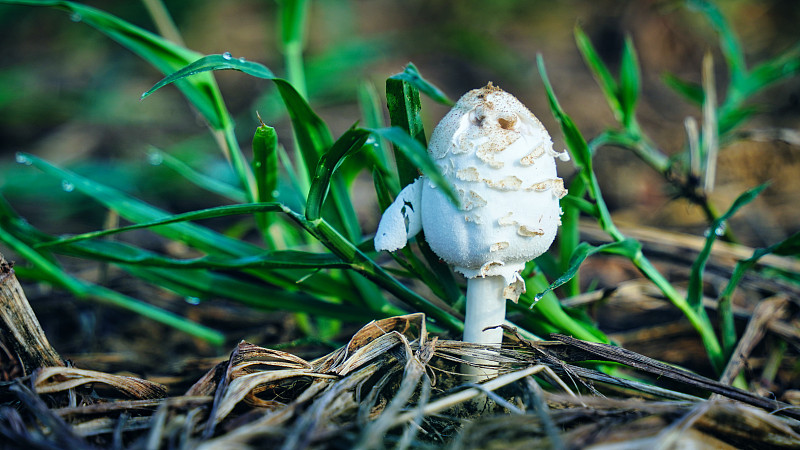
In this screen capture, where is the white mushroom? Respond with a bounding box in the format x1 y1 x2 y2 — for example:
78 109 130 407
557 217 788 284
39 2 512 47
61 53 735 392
375 83 568 377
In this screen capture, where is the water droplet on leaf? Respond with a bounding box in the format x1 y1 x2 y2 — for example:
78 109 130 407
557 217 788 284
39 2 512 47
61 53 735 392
714 221 727 236
147 150 163 166
185 296 201 305
15 153 31 165
271 190 280 198
70 13 82 22
530 292 544 308
222 52 232 60
238 57 246 63
61 180 75 192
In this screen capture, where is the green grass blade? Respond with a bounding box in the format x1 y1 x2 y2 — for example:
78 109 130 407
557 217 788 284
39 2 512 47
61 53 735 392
358 82 399 192
148 147 247 203
139 53 331 178
278 0 309 98
719 106 758 137
766 232 800 257
388 62 453 106
743 43 800 96
718 230 800 353
380 71 465 304
687 183 770 310
0 227 225 345
522 272 609 343
535 240 641 303
559 177 586 297
39 202 284 247
687 0 747 86
124 266 374 323
141 54 276 99
619 35 641 127
11 160 381 311
537 55 594 175
560 191 598 217
53 239 348 270
386 70 429 187
662 73 704 105
22 153 261 257
274 79 335 175
367 127 458 206
372 168 394 212
358 82 391 167
574 25 623 121
306 127 371 221
299 216 462 331
6 1 256 201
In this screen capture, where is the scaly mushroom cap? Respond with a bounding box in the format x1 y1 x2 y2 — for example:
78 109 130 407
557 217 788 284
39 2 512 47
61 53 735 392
421 83 569 291
374 83 568 301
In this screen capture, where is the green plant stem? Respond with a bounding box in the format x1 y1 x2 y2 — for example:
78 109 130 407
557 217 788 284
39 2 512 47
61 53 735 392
526 274 607 343
560 178 584 298
593 172 725 371
279 0 309 99
285 43 307 99
141 0 184 46
631 252 724 372
592 128 737 242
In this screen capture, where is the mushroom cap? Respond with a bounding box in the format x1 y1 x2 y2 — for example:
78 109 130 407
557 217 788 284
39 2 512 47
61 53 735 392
421 83 568 284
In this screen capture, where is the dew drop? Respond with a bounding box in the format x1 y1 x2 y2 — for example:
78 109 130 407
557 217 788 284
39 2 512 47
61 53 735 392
15 153 31 165
714 221 727 237
222 52 232 60
69 12 82 22
271 190 280 198
61 180 75 192
185 296 201 305
238 56 247 63
253 161 262 168
147 149 163 166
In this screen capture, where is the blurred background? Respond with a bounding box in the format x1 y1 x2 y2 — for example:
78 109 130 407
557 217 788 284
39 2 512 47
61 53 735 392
0 0 798 370
1 0 799 238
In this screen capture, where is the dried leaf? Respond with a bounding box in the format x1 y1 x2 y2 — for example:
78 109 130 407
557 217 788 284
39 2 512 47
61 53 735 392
34 367 166 399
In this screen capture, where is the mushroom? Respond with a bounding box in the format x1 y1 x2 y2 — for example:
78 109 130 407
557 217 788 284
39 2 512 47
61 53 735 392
375 83 568 377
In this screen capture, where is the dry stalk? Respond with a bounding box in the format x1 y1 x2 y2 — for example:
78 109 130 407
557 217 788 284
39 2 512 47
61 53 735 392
0 252 63 374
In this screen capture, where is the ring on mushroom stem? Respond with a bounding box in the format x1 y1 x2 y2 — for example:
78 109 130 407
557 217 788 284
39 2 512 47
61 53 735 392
375 83 568 379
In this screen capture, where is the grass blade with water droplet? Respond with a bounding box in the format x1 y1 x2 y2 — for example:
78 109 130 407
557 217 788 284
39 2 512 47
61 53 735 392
688 183 770 311
150 148 248 203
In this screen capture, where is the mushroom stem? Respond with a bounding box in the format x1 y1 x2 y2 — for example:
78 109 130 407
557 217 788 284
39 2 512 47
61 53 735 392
463 275 506 380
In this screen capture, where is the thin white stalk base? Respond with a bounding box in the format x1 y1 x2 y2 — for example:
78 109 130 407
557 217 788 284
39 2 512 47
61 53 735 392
462 275 506 381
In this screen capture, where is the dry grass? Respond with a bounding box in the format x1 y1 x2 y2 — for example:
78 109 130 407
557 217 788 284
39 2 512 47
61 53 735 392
2 307 799 448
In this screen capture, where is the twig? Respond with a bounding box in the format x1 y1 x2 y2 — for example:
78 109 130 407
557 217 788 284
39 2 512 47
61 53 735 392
0 252 63 374
716 295 789 387
391 364 553 425
548 334 800 420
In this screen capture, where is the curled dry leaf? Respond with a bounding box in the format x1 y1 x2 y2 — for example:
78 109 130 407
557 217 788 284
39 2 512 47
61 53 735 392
34 366 166 399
